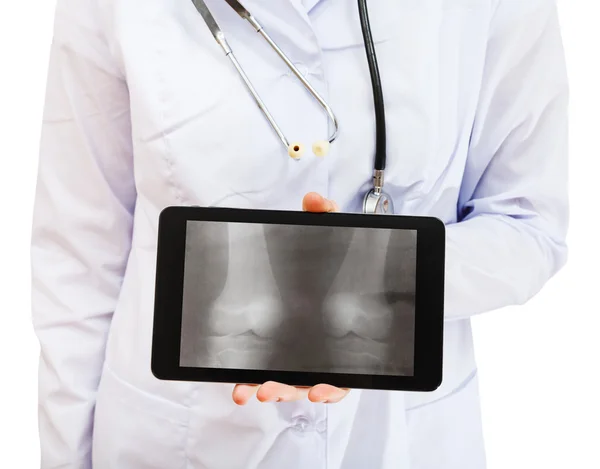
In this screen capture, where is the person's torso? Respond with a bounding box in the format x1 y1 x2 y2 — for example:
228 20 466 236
94 1 491 467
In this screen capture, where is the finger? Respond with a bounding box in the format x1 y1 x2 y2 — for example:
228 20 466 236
302 192 339 213
256 382 310 403
308 384 350 404
232 384 259 405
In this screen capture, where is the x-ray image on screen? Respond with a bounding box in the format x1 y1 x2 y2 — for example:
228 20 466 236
179 220 417 376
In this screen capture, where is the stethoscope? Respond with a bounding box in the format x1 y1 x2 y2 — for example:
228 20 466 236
191 0 393 215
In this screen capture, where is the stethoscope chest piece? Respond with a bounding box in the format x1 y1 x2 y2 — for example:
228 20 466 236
363 189 394 214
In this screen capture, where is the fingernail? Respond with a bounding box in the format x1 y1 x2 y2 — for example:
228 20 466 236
319 399 328 403
265 397 280 402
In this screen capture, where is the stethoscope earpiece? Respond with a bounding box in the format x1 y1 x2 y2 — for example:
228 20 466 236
312 141 330 158
288 143 305 159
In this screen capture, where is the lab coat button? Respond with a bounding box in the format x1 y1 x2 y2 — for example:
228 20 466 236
291 416 311 432
315 420 327 434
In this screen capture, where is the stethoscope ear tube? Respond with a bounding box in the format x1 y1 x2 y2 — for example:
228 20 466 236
191 0 339 151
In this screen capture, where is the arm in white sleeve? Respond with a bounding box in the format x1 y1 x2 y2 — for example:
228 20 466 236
444 0 569 321
31 0 135 466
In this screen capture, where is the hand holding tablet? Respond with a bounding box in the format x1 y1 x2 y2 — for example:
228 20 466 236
151 193 446 404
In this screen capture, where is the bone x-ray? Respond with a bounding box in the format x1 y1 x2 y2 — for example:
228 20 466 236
179 220 417 376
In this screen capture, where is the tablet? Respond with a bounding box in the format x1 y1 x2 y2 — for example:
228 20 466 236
151 206 445 392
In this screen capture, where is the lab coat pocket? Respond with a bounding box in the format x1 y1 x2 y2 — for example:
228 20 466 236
92 364 190 469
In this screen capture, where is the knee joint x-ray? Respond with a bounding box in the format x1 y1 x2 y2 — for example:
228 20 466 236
179 220 417 376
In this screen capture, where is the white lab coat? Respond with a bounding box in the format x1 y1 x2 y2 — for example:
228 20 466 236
31 0 569 467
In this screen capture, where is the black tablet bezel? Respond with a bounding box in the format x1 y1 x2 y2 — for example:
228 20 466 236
151 206 445 392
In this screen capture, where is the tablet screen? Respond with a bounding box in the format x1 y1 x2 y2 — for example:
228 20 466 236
179 220 417 377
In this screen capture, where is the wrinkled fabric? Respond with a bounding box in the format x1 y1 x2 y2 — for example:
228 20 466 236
31 0 568 467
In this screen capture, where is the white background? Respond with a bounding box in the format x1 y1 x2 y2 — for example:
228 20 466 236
0 1 598 467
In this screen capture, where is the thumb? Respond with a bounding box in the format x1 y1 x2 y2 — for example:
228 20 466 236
302 192 339 213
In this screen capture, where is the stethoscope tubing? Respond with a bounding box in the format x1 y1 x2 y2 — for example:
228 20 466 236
191 0 392 214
